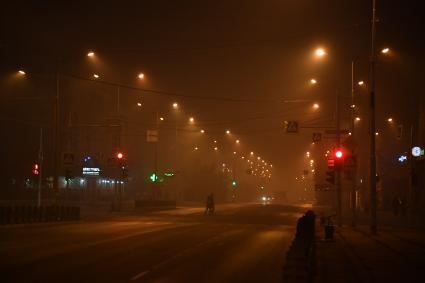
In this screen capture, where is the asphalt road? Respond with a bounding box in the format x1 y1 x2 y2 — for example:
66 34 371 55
0 203 305 283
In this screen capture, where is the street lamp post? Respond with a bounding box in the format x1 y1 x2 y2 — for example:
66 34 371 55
350 61 357 227
369 0 378 235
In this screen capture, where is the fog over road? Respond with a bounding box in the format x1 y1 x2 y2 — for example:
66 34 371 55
0 203 304 283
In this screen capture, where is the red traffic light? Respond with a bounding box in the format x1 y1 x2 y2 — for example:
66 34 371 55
33 163 39 175
335 149 343 159
116 152 124 160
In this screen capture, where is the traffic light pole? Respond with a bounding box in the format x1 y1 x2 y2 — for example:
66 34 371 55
53 72 60 205
37 128 43 207
336 90 342 227
153 111 159 200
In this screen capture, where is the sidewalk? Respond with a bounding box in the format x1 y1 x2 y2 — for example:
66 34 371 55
315 224 425 283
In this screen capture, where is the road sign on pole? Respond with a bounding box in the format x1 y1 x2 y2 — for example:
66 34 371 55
284 121 299 133
312 132 322 143
147 130 159 142
62 152 75 167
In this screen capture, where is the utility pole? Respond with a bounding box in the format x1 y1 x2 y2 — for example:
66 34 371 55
336 90 342 227
37 128 43 207
369 0 378 235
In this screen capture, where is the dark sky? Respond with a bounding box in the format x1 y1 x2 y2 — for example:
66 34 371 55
1 0 424 194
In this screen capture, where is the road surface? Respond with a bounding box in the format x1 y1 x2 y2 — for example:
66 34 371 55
0 203 304 283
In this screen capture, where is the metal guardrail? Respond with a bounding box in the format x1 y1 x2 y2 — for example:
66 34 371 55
0 206 80 225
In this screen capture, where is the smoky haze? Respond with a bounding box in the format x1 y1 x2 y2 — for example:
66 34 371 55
0 0 423 202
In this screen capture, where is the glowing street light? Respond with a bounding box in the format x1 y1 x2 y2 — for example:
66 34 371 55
137 102 142 107
93 74 99 79
189 117 195 123
250 151 254 156
315 48 326 57
310 78 317 84
159 117 164 121
214 147 218 151
358 81 365 86
236 139 240 144
375 132 379 136
200 129 205 133
172 102 178 109
138 73 144 79
355 117 361 121
313 103 319 109
387 117 393 122
18 70 26 75
381 47 390 54
226 130 230 134
87 51 95 57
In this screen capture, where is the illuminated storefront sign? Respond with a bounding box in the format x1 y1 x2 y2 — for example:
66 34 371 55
82 167 101 176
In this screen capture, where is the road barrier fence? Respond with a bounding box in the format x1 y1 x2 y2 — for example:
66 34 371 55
0 205 80 225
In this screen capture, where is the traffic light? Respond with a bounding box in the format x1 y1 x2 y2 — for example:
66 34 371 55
149 173 158 183
231 180 237 188
32 163 39 176
334 148 344 169
326 170 335 185
335 149 343 159
122 167 129 179
116 152 124 160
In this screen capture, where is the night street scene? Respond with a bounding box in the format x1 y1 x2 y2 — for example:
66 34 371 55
1 1 425 282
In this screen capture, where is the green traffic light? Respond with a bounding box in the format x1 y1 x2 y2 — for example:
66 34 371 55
232 180 237 187
149 173 158 182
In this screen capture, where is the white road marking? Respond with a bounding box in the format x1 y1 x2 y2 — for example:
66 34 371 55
131 270 150 281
